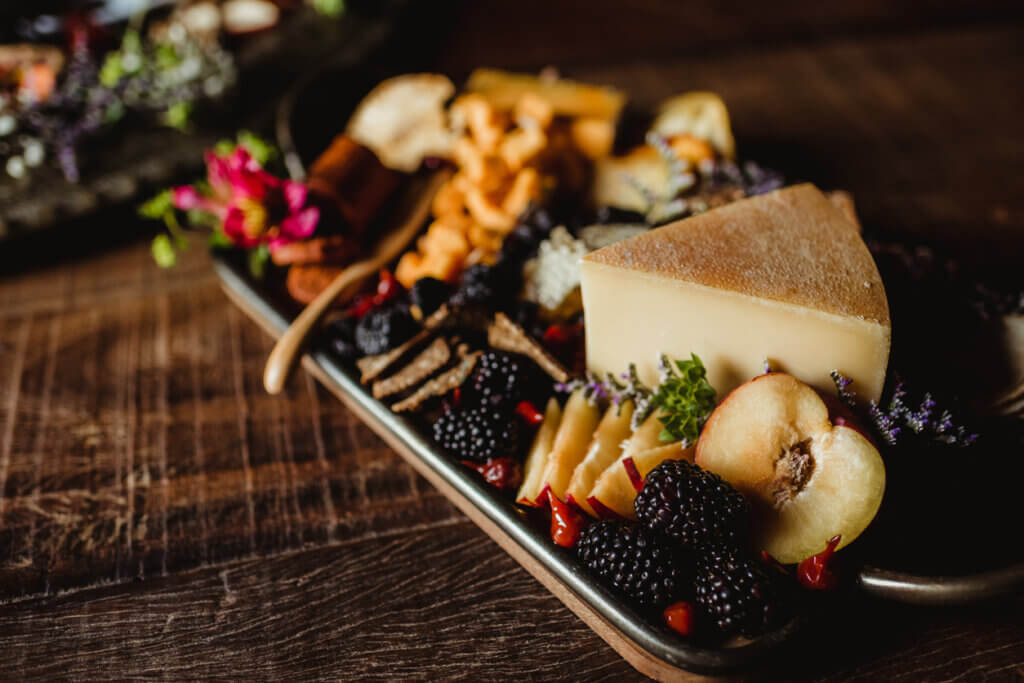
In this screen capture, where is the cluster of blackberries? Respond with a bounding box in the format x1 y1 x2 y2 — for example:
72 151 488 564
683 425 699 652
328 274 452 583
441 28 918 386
433 404 522 463
577 460 790 638
449 206 558 310
432 351 541 463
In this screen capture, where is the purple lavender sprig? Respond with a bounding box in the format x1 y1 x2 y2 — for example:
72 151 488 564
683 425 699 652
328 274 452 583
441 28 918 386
830 371 978 448
556 363 655 430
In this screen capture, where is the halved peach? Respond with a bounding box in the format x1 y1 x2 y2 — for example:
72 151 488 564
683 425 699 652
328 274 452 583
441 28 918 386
695 372 886 564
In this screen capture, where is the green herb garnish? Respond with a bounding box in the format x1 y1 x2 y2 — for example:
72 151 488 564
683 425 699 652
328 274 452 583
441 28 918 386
556 353 718 444
649 354 717 444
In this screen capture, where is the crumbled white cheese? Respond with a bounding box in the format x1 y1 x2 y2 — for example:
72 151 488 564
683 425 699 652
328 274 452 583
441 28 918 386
523 226 590 319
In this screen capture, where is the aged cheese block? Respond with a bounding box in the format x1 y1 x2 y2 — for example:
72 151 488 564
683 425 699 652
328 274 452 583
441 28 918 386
580 184 891 402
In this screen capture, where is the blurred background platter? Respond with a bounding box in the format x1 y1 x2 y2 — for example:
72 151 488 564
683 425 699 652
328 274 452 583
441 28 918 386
0 0 415 261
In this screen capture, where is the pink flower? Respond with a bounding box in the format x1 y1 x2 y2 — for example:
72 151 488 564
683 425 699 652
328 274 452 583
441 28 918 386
172 146 319 250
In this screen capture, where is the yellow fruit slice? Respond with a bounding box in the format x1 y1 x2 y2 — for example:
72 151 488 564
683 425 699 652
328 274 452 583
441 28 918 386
516 397 562 506
538 390 601 503
651 91 735 159
587 442 694 520
620 410 669 459
565 402 635 516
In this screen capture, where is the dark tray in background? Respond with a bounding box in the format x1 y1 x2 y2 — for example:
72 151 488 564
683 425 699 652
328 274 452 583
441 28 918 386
0 1 413 252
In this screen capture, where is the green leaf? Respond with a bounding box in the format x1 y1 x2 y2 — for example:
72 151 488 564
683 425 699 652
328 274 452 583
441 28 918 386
155 43 181 70
138 190 175 220
211 132 277 165
151 234 177 268
98 53 123 87
103 100 126 124
247 244 271 278
312 0 346 17
649 353 717 444
236 130 276 165
208 229 234 248
213 138 236 157
187 209 220 228
163 101 192 130
121 29 142 56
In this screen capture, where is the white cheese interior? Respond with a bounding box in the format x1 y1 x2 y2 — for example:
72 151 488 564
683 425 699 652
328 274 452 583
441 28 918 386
581 262 890 402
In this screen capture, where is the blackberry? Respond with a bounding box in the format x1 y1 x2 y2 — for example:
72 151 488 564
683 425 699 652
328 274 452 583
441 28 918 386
325 316 358 361
470 351 523 405
499 223 542 263
354 306 417 356
433 405 521 462
450 262 520 308
409 277 451 317
634 460 749 547
577 521 692 610
450 264 497 306
694 544 789 637
510 299 540 333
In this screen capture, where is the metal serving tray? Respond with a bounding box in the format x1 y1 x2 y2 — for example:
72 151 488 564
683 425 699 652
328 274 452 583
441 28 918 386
213 254 804 679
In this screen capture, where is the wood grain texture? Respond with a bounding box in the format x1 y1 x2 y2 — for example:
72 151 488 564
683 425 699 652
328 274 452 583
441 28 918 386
0 520 1021 680
1 4 1024 679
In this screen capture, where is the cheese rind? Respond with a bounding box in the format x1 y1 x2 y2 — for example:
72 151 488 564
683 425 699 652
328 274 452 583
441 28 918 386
580 184 890 401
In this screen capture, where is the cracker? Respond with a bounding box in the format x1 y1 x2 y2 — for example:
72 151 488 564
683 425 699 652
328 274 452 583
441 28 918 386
356 305 451 383
488 313 569 383
391 351 482 413
372 337 451 399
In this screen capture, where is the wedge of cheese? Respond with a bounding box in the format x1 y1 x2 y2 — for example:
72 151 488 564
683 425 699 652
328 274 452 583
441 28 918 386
580 184 890 402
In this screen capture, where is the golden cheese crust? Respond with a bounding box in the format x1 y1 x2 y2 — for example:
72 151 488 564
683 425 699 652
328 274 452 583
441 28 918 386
584 183 890 326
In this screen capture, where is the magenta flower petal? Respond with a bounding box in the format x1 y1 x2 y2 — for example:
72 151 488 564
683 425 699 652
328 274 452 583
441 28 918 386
172 185 202 210
227 147 253 172
282 180 308 212
222 206 258 247
281 206 319 240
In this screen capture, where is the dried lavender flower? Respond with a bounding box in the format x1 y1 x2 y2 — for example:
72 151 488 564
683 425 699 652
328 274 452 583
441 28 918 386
831 371 977 448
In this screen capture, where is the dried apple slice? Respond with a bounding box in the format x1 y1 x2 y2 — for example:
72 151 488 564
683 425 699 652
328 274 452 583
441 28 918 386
565 401 635 516
650 91 735 159
695 372 886 563
587 441 694 520
516 397 562 507
538 390 601 503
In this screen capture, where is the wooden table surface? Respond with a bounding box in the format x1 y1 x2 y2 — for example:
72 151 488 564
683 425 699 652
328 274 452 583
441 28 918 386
2 3 1024 680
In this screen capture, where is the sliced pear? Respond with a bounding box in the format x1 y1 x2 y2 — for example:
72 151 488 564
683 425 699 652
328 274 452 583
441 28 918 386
621 410 670 460
516 397 562 506
695 372 886 563
587 442 694 519
538 390 601 503
565 401 635 516
583 410 683 518
651 91 735 159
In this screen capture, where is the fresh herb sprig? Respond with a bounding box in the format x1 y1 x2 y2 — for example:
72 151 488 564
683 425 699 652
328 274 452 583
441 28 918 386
831 371 977 448
556 353 718 445
649 354 717 444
